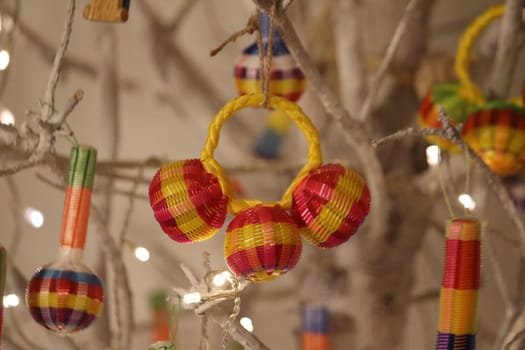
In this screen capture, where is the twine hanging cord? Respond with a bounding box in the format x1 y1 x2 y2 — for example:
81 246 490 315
200 93 322 214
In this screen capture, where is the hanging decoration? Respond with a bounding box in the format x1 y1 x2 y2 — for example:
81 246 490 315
417 5 504 152
149 93 371 283
302 307 330 350
150 291 171 343
83 0 130 22
462 102 525 176
435 218 481 350
0 246 6 347
234 13 306 159
26 146 104 334
147 342 176 350
503 175 525 210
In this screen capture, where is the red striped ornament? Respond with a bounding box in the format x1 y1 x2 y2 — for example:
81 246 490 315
149 159 228 243
461 102 525 176
292 164 371 248
224 205 302 282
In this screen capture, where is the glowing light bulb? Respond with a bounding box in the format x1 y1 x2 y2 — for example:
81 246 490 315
182 292 201 305
134 246 150 262
426 145 441 166
24 207 44 228
458 194 476 210
3 293 19 308
240 317 254 332
0 107 14 125
0 50 10 70
212 273 226 287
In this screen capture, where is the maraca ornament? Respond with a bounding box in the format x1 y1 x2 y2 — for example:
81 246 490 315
149 93 371 283
435 219 481 350
462 102 525 176
292 164 371 248
224 205 302 282
149 159 228 243
26 146 104 334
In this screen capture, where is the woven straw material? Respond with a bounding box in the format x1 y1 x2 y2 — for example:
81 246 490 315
26 265 104 334
291 164 370 248
435 218 480 350
147 341 176 350
224 205 302 282
417 83 479 152
462 102 525 176
149 159 228 243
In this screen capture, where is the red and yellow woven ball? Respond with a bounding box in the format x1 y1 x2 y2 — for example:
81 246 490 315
462 102 525 176
292 164 371 248
149 159 228 243
224 205 302 282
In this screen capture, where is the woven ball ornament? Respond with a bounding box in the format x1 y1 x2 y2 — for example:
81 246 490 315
224 205 302 282
292 164 371 248
234 13 305 102
462 102 525 176
26 146 104 334
149 159 228 243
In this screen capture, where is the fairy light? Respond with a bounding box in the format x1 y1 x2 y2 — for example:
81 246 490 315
458 194 476 210
3 293 20 308
426 145 441 166
0 50 10 70
182 292 201 305
212 270 233 288
134 246 150 262
0 107 14 125
240 317 254 332
24 207 44 228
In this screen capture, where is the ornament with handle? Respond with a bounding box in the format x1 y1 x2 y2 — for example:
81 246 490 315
26 145 104 334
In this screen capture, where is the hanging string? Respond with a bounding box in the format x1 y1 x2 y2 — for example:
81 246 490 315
168 295 181 346
221 277 241 350
464 147 472 216
437 159 456 219
199 252 212 350
209 14 259 57
261 0 278 107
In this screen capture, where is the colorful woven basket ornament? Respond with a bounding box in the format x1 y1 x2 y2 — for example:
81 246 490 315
0 246 6 346
461 102 525 176
302 307 330 350
435 218 481 350
234 13 306 159
147 341 176 350
83 0 130 22
150 93 370 282
26 146 104 334
417 5 506 152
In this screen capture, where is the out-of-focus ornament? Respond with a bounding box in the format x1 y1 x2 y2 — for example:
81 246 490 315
462 102 525 176
150 291 171 343
504 175 525 210
26 146 104 334
147 341 176 350
435 219 480 350
83 0 130 22
149 93 370 283
302 307 329 350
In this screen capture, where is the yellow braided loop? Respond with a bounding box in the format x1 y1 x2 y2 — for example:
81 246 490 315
200 93 322 214
455 4 504 104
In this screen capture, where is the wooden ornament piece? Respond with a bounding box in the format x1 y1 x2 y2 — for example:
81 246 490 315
83 0 130 23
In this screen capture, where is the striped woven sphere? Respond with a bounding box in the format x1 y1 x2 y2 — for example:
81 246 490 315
26 263 104 334
224 205 302 282
418 82 479 152
292 164 371 248
149 159 228 243
461 102 525 176
234 40 305 102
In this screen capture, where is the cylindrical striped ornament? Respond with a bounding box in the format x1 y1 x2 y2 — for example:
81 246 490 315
435 218 481 350
461 102 525 176
0 246 6 347
224 205 302 282
26 145 104 334
417 82 479 152
147 341 176 350
292 164 371 248
149 159 228 243
150 291 171 343
302 307 330 350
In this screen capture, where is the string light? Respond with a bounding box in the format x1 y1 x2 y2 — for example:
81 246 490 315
458 194 476 210
24 207 44 228
212 270 233 287
0 50 10 70
240 317 254 332
134 246 150 262
0 107 14 125
3 293 19 308
182 292 201 305
426 145 441 166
